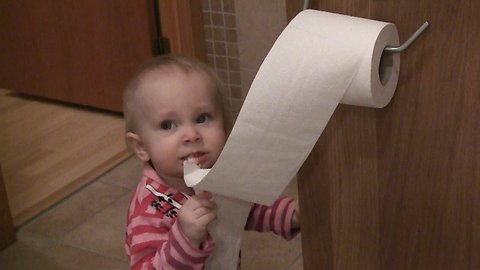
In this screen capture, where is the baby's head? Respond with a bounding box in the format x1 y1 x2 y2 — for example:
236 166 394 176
123 54 231 134
123 55 231 189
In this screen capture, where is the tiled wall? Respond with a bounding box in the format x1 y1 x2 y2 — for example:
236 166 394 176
202 0 287 117
202 0 287 115
201 0 243 116
234 0 287 97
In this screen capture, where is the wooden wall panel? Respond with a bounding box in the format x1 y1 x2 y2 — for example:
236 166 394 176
159 0 206 62
298 106 380 270
295 0 479 269
0 0 206 112
374 1 480 269
0 1 153 112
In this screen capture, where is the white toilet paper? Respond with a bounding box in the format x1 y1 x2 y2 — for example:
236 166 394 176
185 10 400 269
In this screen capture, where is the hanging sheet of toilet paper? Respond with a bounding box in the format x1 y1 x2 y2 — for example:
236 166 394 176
184 10 400 270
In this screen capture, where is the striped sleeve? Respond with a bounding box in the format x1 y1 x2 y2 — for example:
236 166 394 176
244 197 300 240
125 189 214 269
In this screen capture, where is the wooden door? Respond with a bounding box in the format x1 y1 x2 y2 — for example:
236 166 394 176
0 0 205 112
292 0 480 269
0 0 153 111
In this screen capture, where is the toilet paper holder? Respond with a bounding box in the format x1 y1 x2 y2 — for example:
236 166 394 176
302 0 429 53
383 22 429 53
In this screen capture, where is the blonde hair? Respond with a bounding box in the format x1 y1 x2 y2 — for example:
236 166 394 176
122 54 232 134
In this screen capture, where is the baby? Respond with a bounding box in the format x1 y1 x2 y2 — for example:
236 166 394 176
123 54 300 269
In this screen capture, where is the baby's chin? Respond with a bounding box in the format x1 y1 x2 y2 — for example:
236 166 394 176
161 171 186 184
165 176 190 191
204 156 221 169
201 162 214 169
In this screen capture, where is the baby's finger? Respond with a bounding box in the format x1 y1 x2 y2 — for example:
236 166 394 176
193 198 216 210
195 211 217 225
183 197 215 212
195 191 213 200
192 207 215 218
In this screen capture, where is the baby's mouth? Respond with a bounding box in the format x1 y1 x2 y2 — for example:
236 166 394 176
182 152 207 166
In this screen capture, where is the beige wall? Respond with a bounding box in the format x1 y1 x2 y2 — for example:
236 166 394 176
233 0 287 115
202 0 288 117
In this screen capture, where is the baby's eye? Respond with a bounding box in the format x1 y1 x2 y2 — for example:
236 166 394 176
196 113 211 124
160 120 177 130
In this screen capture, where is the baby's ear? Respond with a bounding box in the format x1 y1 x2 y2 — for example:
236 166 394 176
126 132 150 162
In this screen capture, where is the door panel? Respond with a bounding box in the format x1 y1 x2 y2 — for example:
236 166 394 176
0 1 153 112
0 1 206 112
294 0 480 269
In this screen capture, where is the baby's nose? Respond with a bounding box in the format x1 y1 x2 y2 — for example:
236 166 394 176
183 125 200 143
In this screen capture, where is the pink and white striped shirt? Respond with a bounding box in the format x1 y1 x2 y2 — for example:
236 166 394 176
125 164 298 270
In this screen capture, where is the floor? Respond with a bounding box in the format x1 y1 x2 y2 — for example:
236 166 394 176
0 155 303 269
0 89 130 226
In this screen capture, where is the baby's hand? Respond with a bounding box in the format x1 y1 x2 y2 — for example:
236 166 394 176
291 200 300 229
178 191 217 248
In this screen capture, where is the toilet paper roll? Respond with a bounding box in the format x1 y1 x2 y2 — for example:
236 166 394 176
184 10 400 270
186 10 400 205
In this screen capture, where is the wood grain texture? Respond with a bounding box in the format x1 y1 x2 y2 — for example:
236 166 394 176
0 89 131 226
298 106 380 270
375 1 480 269
159 0 207 61
0 1 206 112
295 0 480 269
0 0 152 112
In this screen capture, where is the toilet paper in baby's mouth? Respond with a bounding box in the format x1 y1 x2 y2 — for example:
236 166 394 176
184 10 400 270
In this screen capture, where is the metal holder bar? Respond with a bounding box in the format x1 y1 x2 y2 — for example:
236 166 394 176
302 0 429 54
384 22 429 53
303 0 310 10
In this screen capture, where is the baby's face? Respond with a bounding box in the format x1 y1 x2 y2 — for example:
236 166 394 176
134 69 226 189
